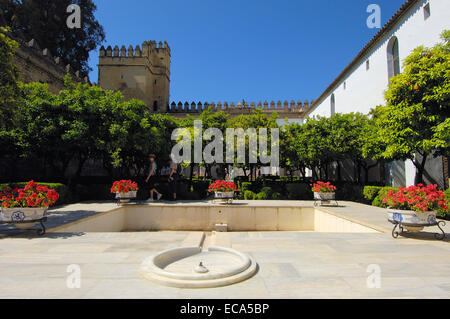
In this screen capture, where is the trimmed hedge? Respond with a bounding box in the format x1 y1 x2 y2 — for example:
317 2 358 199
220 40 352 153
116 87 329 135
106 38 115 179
285 183 313 200
260 187 273 198
256 192 269 200
4 180 431 208
239 182 254 193
237 181 367 201
372 187 399 208
335 184 364 202
271 192 282 200
244 190 257 200
363 186 383 204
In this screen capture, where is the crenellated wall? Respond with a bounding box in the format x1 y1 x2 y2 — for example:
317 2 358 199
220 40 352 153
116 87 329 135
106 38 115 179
98 40 171 112
97 39 311 119
167 100 311 118
13 37 89 94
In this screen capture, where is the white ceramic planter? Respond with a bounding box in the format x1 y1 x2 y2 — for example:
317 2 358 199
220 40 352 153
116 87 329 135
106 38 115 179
314 192 335 201
115 191 137 203
214 191 234 199
387 208 437 232
0 207 47 230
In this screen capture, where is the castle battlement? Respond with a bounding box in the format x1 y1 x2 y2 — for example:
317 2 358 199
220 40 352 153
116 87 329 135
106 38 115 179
98 40 171 112
11 36 90 87
97 39 310 119
12 35 90 94
99 40 170 58
168 100 311 118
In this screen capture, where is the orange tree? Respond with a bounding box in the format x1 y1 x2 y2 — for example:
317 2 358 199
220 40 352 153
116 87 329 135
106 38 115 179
0 27 22 180
376 30 450 184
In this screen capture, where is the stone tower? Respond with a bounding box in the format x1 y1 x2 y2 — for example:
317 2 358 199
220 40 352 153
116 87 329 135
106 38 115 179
98 41 170 112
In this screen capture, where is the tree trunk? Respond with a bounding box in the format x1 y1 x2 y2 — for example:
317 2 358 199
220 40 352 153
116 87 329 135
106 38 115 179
413 154 428 185
188 163 194 187
102 159 114 178
300 167 306 180
337 161 342 182
363 161 379 184
357 162 362 184
75 156 86 179
206 164 211 179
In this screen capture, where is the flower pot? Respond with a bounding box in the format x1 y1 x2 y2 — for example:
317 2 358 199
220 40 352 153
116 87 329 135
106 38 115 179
314 192 335 201
387 208 437 232
0 207 47 230
115 191 137 203
214 191 234 199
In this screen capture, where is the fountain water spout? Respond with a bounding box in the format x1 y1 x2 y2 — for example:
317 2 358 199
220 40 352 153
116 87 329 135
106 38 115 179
195 262 209 273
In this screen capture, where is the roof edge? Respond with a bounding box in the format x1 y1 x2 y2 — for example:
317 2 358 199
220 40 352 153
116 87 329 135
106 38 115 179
307 0 420 116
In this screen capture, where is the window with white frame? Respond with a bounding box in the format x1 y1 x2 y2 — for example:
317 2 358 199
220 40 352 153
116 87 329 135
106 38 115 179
387 36 400 80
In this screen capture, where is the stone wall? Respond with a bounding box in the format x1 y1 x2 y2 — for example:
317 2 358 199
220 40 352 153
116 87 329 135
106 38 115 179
98 41 171 112
13 37 89 94
168 100 311 119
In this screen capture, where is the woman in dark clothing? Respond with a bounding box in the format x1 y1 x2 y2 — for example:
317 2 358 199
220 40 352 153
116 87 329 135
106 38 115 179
145 154 162 201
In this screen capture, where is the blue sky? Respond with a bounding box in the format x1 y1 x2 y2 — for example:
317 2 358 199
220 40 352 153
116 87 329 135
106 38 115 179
88 0 406 103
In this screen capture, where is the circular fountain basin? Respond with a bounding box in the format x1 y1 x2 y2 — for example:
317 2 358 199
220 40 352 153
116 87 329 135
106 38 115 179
140 246 257 288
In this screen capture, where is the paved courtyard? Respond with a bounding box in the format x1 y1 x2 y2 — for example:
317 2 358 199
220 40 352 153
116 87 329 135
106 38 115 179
0 201 449 298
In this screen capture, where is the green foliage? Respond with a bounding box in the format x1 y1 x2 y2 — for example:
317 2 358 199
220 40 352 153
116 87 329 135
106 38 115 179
181 107 229 167
287 112 372 182
0 182 72 205
285 183 313 200
1 0 105 74
260 187 273 198
437 188 450 219
13 78 177 178
271 192 281 200
0 27 20 128
244 190 257 200
226 109 279 174
335 184 364 202
361 106 389 161
372 187 399 208
293 116 330 174
279 121 305 175
240 182 253 193
256 192 268 200
371 30 450 183
363 186 383 204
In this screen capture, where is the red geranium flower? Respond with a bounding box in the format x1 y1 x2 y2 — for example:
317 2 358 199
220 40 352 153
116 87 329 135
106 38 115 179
208 180 238 193
383 184 447 213
111 180 139 194
0 181 59 209
311 181 337 193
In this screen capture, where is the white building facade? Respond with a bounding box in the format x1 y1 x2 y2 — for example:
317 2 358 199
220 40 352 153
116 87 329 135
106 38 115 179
307 0 449 187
